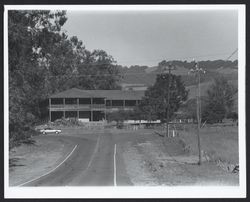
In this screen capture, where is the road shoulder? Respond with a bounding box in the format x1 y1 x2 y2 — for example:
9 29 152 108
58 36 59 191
9 135 75 186
120 132 239 186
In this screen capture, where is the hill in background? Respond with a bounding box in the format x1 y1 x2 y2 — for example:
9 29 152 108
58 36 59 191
118 60 238 94
118 60 238 111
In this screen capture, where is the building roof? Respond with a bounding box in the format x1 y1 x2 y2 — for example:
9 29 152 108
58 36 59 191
50 88 145 100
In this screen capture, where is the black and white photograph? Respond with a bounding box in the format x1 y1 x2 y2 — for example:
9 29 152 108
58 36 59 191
4 5 246 198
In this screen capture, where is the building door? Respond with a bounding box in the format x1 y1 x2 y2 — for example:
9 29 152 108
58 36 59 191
79 111 91 122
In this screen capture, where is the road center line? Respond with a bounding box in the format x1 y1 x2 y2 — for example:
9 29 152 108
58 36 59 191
114 144 117 186
17 144 78 187
85 133 101 171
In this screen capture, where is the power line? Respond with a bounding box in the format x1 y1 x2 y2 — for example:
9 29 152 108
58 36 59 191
116 51 236 64
225 48 238 61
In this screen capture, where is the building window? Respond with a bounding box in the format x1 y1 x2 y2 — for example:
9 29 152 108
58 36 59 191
112 100 124 107
51 98 63 105
93 98 105 104
51 111 63 121
65 111 77 118
93 111 105 121
125 100 136 106
65 98 77 105
79 111 90 119
79 98 91 104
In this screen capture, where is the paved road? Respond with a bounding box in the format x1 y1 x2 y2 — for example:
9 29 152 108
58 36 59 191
24 131 132 186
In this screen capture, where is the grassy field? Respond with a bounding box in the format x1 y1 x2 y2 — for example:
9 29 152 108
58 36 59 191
179 125 238 165
118 127 239 186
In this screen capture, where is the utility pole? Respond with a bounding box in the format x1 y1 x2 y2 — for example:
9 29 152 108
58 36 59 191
189 60 205 165
163 62 176 141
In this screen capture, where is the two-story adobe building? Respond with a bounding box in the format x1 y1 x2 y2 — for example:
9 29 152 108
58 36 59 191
49 88 145 122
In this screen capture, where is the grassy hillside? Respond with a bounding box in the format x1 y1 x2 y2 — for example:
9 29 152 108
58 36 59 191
118 60 238 112
119 60 238 88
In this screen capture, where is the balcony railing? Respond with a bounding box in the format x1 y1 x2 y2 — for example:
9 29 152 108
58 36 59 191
91 104 106 109
50 104 106 109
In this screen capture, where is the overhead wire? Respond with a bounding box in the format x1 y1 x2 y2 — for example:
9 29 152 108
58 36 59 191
115 51 236 65
225 48 238 61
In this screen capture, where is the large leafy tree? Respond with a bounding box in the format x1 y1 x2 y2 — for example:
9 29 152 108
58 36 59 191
139 73 188 122
9 10 68 143
43 34 121 92
202 76 237 123
45 34 84 94
77 49 121 90
8 10 121 146
179 96 207 120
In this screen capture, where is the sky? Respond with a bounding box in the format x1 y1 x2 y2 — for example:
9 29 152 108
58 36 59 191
63 9 238 67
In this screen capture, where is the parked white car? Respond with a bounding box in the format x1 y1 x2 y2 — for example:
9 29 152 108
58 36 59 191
40 127 61 135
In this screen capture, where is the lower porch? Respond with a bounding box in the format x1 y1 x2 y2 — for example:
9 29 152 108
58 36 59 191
50 110 106 122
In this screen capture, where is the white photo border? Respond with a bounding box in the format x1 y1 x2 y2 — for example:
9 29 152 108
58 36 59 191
4 4 246 198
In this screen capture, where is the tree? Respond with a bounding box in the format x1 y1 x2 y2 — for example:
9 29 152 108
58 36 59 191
9 10 68 146
180 96 206 121
128 107 143 121
202 76 237 123
77 49 121 90
139 74 188 122
106 110 129 128
227 111 238 122
8 10 122 147
138 96 159 122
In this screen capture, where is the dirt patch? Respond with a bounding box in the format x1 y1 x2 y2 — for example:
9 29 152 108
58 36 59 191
9 135 75 186
121 131 239 186
122 142 159 185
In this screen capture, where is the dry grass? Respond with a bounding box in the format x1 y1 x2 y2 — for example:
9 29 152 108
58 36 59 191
179 126 238 164
9 135 75 186
120 129 239 186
